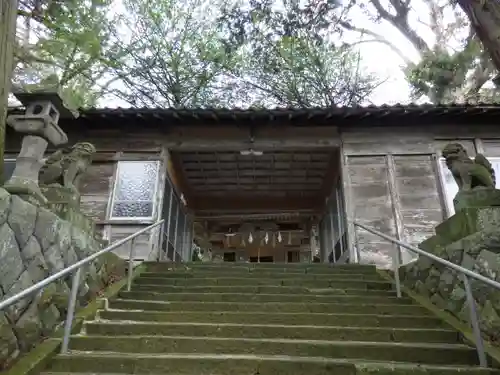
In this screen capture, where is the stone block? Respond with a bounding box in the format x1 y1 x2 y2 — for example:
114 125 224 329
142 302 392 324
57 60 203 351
62 246 79 268
0 224 24 292
430 293 447 310
446 284 466 313
13 301 42 352
461 253 476 271
20 235 42 263
475 249 500 280
39 304 60 335
480 300 500 335
7 195 37 248
414 280 431 298
437 269 457 299
26 257 49 284
0 312 19 369
57 221 72 252
34 208 60 250
44 244 65 274
3 271 34 323
0 188 10 226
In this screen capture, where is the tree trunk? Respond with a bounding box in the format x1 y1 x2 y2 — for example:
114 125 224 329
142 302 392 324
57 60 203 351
0 0 18 184
457 0 500 76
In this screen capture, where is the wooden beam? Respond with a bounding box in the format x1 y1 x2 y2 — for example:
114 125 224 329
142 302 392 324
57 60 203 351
192 195 323 213
165 125 340 151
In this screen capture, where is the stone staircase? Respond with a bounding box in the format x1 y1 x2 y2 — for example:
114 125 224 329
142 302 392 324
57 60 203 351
41 263 500 374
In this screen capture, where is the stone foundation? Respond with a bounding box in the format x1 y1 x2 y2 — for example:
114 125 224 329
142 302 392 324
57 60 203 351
0 188 125 369
400 206 500 344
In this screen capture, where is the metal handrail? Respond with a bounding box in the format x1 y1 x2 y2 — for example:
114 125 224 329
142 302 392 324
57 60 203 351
0 219 165 354
352 220 500 368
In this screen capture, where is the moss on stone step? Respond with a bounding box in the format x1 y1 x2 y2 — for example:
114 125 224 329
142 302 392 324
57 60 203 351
98 310 444 328
132 276 393 289
67 335 478 365
117 290 411 304
138 271 381 279
108 298 428 315
84 321 458 343
131 284 398 296
39 368 500 375
144 262 377 272
46 353 359 374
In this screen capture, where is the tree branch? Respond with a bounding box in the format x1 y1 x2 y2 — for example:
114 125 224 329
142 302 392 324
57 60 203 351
369 0 430 56
339 20 413 65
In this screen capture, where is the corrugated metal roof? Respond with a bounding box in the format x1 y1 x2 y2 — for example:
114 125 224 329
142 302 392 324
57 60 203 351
8 103 500 125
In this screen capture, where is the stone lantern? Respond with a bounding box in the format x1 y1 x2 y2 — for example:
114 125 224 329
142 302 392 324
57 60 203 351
3 91 78 204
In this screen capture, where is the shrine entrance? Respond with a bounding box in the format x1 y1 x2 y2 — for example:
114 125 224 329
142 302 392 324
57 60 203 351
164 122 348 263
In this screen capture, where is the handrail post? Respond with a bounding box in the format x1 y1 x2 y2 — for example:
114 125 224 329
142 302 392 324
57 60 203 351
392 238 402 298
60 267 82 354
127 237 136 292
158 223 165 262
462 274 488 367
353 225 361 264
393 255 402 298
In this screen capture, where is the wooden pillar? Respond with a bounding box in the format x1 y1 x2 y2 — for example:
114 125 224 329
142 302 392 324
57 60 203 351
341 153 357 263
0 0 18 182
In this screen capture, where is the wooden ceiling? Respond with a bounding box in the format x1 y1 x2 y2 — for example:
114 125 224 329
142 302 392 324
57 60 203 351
173 149 335 211
165 125 340 249
164 124 341 219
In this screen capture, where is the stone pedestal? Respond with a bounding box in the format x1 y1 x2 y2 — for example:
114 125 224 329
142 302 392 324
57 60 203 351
453 187 500 212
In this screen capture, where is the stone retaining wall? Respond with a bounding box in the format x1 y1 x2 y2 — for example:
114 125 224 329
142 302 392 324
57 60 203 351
0 188 126 369
399 207 500 344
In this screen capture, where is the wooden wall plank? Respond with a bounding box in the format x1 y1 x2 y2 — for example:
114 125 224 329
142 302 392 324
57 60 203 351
346 155 396 268
386 155 405 266
109 225 155 260
341 127 434 155
393 155 442 260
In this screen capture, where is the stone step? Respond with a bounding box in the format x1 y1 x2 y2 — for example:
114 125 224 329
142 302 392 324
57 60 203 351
145 262 377 272
118 291 411 305
84 321 459 343
97 310 443 328
146 264 377 275
43 353 500 374
132 277 393 289
40 365 500 375
107 299 428 315
131 284 398 296
138 271 381 279
65 336 478 365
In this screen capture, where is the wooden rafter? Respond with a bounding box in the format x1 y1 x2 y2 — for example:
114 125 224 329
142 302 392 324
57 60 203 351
192 195 322 213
